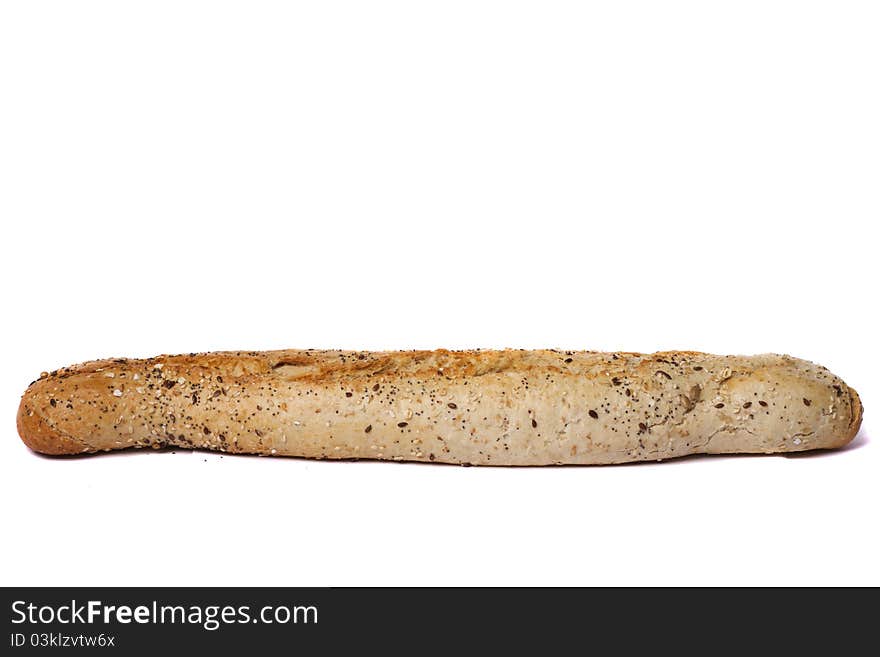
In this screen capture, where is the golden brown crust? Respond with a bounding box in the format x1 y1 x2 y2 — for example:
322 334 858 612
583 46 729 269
16 395 95 455
16 349 862 464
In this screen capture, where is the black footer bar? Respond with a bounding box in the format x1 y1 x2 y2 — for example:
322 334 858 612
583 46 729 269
1 587 872 652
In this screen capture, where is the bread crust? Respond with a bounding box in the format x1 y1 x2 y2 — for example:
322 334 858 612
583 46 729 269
16 350 863 465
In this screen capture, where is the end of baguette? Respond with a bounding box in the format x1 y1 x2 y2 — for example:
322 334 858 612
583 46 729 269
16 386 93 455
842 385 864 447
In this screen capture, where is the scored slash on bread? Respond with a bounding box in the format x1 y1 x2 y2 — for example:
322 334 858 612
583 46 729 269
17 349 863 465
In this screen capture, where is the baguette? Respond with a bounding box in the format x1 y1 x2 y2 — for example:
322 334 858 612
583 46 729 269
16 349 862 465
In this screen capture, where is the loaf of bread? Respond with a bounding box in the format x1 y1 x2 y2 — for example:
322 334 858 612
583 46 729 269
17 349 862 465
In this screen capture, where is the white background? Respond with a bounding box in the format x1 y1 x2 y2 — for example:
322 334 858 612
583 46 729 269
1 1 877 586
